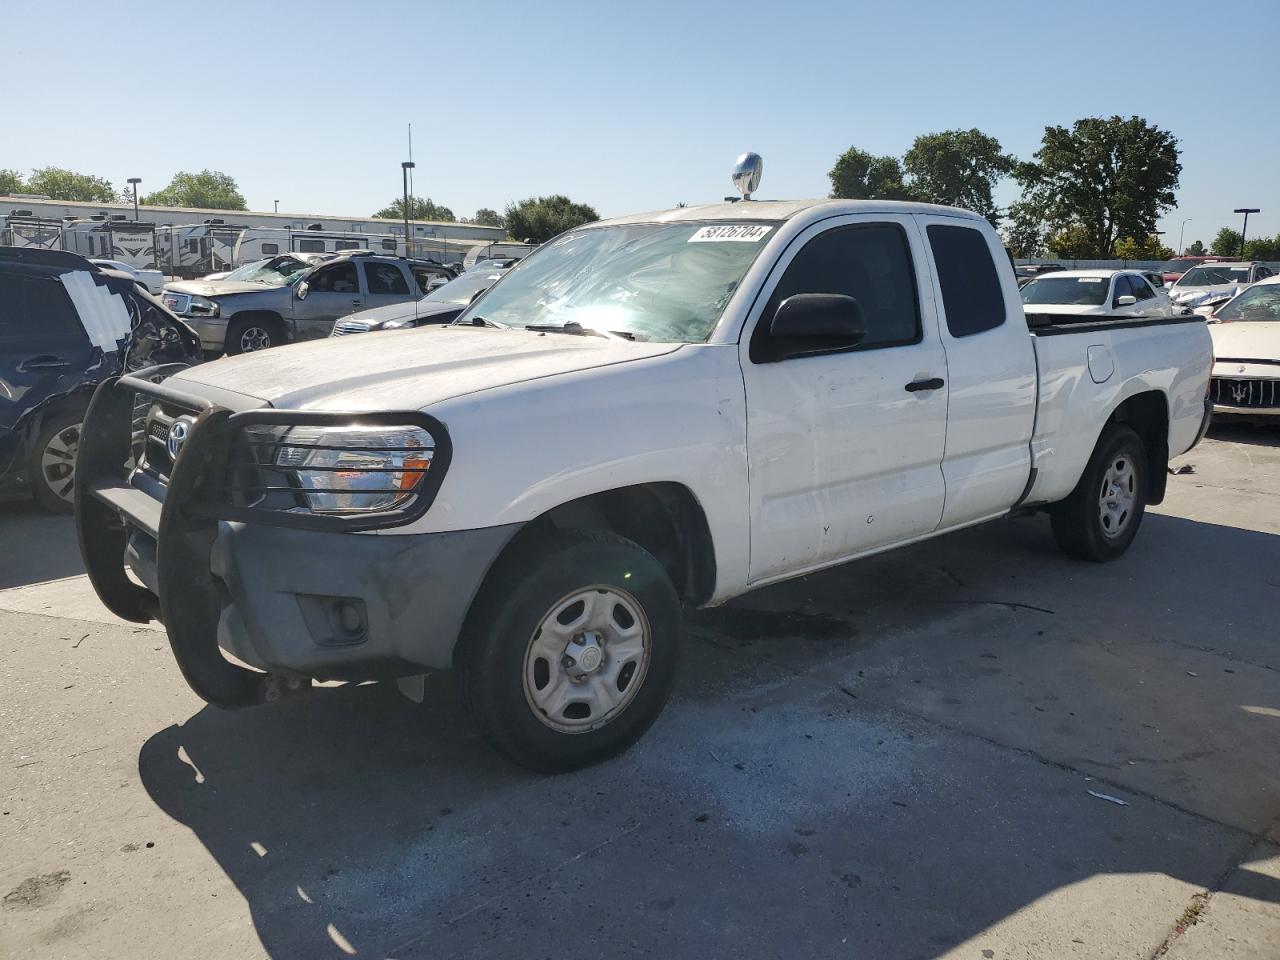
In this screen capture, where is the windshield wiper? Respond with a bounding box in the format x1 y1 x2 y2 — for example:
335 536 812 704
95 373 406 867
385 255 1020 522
524 321 625 340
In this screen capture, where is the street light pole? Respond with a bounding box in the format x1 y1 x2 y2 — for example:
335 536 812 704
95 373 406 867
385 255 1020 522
1178 218 1191 256
127 178 141 220
1234 207 1260 257
401 161 416 259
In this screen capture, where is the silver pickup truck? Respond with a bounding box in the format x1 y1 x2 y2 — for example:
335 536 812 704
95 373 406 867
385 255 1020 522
162 252 454 354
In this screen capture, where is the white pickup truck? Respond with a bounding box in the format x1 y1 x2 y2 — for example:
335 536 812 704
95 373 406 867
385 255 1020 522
77 179 1213 772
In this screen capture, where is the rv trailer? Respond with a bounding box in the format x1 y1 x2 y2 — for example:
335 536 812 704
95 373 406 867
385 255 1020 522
233 225 400 266
0 214 65 250
60 218 159 270
157 220 248 278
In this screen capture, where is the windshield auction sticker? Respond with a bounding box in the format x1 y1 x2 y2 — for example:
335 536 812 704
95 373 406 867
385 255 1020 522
688 224 773 243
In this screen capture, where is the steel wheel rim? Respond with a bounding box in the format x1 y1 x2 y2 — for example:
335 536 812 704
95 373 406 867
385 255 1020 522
240 327 272 351
1098 455 1137 539
523 585 652 734
40 423 81 503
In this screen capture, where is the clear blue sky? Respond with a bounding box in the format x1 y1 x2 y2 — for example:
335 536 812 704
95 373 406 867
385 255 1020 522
3 0 1276 248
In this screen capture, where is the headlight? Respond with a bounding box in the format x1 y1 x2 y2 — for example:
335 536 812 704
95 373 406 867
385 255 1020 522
381 318 413 330
188 295 220 317
247 423 436 514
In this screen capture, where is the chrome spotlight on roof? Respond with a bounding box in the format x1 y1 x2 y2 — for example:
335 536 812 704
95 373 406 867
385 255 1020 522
731 152 763 201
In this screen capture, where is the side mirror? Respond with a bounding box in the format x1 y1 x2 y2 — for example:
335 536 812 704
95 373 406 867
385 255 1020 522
759 293 866 362
295 281 310 301
1114 294 1137 307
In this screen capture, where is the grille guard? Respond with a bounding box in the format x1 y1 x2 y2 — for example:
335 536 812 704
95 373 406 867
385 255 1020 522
74 369 453 708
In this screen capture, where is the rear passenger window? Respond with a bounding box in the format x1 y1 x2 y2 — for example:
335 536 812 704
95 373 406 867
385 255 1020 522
754 223 920 361
927 224 1006 337
364 262 410 296
0 272 86 340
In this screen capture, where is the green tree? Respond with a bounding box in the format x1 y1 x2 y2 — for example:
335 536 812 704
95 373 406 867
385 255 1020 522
471 207 504 228
1114 236 1174 261
828 146 910 200
504 195 599 243
0 169 25 195
1185 240 1206 256
1018 116 1181 259
1045 224 1096 260
1244 234 1280 261
374 196 455 222
25 166 117 202
1001 199 1047 257
1211 228 1242 256
143 170 247 209
903 129 1013 222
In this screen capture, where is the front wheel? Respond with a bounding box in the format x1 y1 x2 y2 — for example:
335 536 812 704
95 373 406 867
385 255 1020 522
1050 423 1148 562
224 314 284 355
456 529 682 773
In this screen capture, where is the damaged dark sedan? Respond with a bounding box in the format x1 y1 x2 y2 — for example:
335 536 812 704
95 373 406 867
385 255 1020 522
0 248 202 513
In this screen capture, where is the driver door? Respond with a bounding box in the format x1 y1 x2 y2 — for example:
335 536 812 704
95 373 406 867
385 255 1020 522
293 261 364 339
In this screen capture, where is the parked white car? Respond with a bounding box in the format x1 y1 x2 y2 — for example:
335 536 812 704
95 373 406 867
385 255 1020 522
76 174 1213 772
1019 269 1177 319
1207 275 1280 416
1169 262 1275 313
89 258 165 295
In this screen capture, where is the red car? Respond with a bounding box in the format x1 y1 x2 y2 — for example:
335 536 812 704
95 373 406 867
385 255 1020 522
1162 255 1232 285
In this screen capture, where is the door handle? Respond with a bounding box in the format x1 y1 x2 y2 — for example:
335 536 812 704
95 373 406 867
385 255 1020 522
351 299 363 307
905 377 945 392
18 355 71 371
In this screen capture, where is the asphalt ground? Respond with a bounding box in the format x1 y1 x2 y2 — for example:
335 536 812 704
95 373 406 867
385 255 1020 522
2 421 1278 959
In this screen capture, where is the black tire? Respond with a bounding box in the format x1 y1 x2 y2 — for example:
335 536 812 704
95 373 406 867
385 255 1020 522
1050 423 1148 562
456 528 682 773
27 409 83 515
224 314 284 355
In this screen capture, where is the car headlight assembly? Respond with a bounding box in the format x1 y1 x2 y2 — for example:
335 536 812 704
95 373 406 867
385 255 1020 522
381 318 413 330
237 422 441 519
188 295 220 317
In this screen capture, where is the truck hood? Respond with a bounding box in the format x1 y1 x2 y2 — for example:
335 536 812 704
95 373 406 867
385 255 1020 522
169 326 684 410
1209 321 1280 362
163 279 286 297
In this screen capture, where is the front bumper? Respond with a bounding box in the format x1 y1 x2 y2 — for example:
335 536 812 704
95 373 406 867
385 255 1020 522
75 372 517 707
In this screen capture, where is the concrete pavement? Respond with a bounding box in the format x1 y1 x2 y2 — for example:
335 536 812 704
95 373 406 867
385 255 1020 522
2 422 1278 959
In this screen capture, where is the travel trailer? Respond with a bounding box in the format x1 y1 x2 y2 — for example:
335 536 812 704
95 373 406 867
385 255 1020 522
0 214 64 250
462 241 537 269
60 218 159 270
233 225 400 265
157 221 248 279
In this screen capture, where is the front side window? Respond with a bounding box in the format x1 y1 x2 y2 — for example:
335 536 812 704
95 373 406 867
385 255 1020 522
1216 284 1280 322
753 223 919 360
365 262 410 295
1129 275 1155 301
458 222 772 342
308 262 358 293
926 224 1005 337
1021 277 1110 306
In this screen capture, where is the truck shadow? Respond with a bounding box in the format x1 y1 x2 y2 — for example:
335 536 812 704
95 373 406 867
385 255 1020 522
0 500 84 589
136 511 1280 958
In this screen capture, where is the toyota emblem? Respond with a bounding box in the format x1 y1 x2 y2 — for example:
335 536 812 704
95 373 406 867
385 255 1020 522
167 417 193 460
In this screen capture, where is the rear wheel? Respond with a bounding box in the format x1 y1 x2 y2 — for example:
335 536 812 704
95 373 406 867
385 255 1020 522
225 314 284 355
1050 423 1148 561
456 528 682 773
28 410 83 514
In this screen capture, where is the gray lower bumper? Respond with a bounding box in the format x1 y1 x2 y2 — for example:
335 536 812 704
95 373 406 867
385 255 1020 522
127 521 520 679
